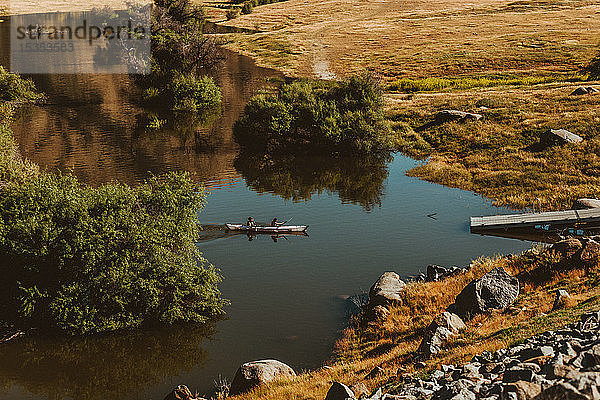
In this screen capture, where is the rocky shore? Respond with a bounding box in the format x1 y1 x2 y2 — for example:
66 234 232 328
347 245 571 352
383 311 600 399
164 236 600 400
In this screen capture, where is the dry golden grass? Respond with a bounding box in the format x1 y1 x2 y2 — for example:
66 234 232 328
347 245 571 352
202 0 600 79
387 82 600 209
230 247 600 400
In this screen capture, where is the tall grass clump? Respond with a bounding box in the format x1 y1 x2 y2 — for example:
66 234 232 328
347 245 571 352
234 72 396 153
0 172 226 335
388 74 581 93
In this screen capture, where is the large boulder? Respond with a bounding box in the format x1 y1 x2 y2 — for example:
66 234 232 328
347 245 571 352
368 272 405 308
324 382 356 400
228 359 296 396
417 312 466 357
454 267 519 318
540 129 583 146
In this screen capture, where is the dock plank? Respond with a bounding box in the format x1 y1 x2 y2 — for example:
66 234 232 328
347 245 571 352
470 208 600 230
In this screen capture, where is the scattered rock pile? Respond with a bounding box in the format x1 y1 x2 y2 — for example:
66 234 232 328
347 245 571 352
417 267 519 359
387 311 600 399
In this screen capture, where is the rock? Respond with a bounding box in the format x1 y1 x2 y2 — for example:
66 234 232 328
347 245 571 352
365 366 385 379
570 86 599 96
454 267 519 318
349 382 369 398
426 264 463 282
366 305 390 323
163 385 204 400
540 129 583 146
504 381 542 400
434 110 483 123
325 382 356 400
572 198 600 209
228 359 296 396
551 238 582 259
503 369 535 383
569 372 600 398
418 312 466 357
368 272 405 308
534 382 590 399
580 240 600 265
552 289 570 311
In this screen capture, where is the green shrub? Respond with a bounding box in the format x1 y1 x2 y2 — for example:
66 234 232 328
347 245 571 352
234 72 396 153
241 1 254 14
0 123 39 184
0 172 226 335
171 73 222 112
0 67 43 102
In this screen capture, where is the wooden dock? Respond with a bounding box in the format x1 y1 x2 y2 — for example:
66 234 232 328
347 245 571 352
470 208 600 233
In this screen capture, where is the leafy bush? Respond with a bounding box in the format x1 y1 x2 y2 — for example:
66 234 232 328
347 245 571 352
0 123 39 184
234 72 396 153
0 172 226 335
171 73 222 112
0 67 43 102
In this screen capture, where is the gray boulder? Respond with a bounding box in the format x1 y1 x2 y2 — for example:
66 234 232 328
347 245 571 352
368 272 405 308
572 198 600 209
325 382 356 400
228 359 296 396
540 129 583 146
454 267 519 318
434 110 483 123
418 312 466 357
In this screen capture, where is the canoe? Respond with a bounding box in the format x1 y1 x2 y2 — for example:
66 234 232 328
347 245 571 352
225 223 308 233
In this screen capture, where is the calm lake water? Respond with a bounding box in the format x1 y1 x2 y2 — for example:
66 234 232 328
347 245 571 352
0 29 530 400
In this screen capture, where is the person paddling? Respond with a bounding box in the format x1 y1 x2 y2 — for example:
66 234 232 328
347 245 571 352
247 216 256 229
271 217 285 227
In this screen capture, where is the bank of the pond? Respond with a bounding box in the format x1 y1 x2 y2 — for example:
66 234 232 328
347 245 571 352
225 237 600 400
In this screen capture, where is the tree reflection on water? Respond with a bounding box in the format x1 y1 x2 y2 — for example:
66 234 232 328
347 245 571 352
0 324 215 400
234 150 392 211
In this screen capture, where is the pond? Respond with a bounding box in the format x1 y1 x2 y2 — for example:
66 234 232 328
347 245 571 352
1 35 529 400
